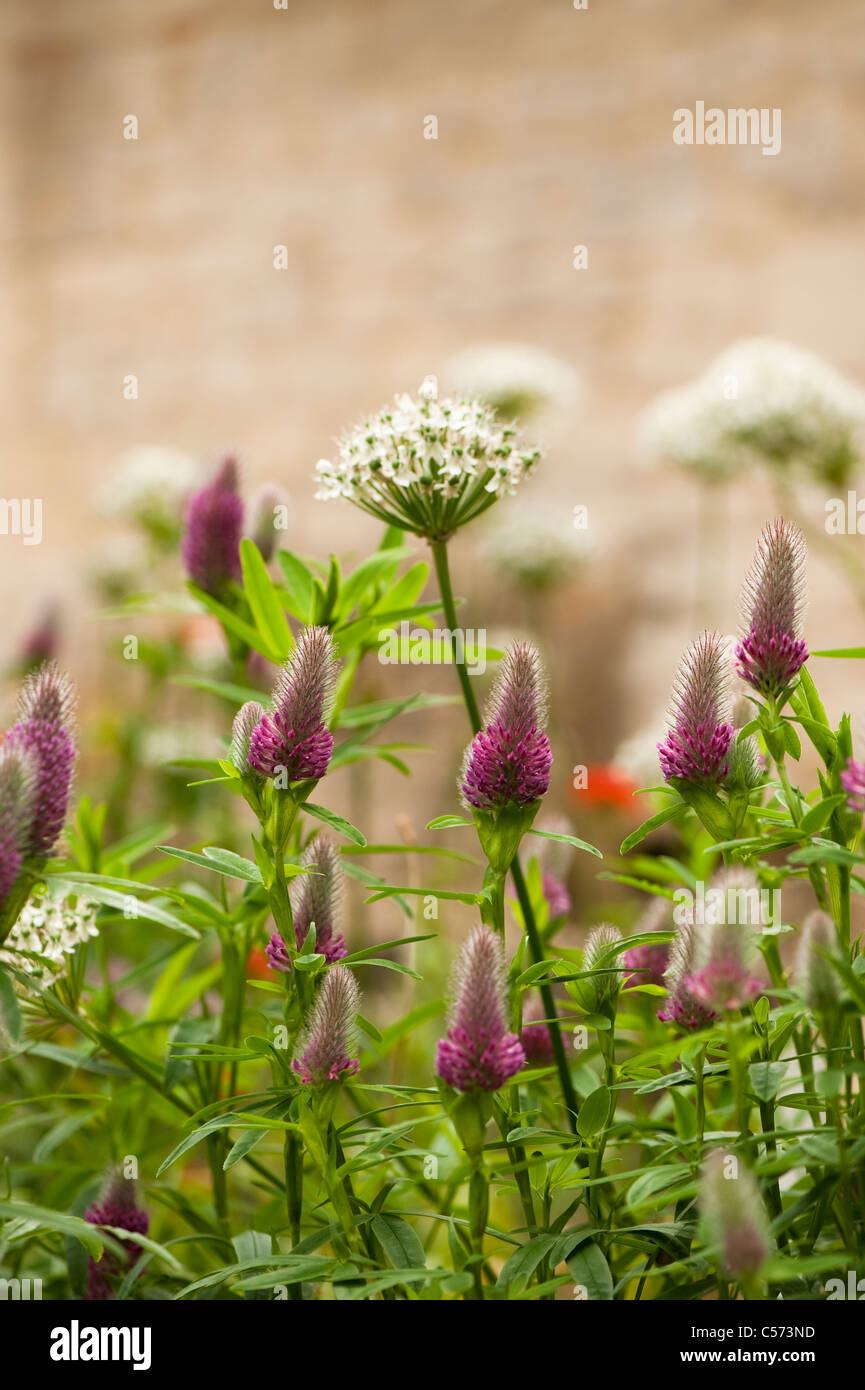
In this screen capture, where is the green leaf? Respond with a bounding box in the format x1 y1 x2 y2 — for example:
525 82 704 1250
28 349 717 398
577 1085 611 1138
159 845 263 883
426 815 473 830
240 538 293 660
496 1235 559 1294
277 551 316 623
748 1060 788 1101
0 968 21 1044
302 803 367 846
566 1242 613 1300
371 1214 427 1270
0 1199 121 1258
621 802 686 854
527 827 602 859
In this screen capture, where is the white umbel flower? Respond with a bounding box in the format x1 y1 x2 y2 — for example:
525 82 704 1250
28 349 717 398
639 338 865 485
478 500 593 589
1 891 99 988
315 378 540 540
98 446 203 524
443 343 583 419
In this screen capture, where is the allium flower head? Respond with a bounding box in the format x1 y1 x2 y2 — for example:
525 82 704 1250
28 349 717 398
267 833 347 971
1 891 99 988
436 925 525 1092
735 518 808 699
840 756 865 814
700 1149 769 1279
0 742 36 907
520 995 555 1068
292 965 360 1086
658 632 733 786
315 378 540 541
85 1171 149 1301
443 342 583 420
230 701 265 777
657 910 717 1031
796 911 839 1014
5 662 76 858
461 642 552 810
182 455 244 594
247 627 339 782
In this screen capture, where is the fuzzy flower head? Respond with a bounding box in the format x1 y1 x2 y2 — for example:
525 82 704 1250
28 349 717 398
461 642 552 811
520 995 555 1068
735 519 808 699
247 627 339 782
580 924 623 1009
796 911 839 1015
436 925 525 1092
315 378 541 541
267 833 347 971
85 1170 149 1301
182 455 244 594
840 756 865 815
700 1149 769 1279
658 632 733 786
623 899 672 988
657 910 717 1032
682 869 765 1014
0 742 36 907
292 965 360 1086
5 662 77 858
230 701 265 778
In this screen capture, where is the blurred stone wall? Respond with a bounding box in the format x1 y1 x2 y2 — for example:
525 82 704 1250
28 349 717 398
2 0 865 752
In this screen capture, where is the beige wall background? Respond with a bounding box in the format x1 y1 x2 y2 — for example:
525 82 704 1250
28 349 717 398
2 0 864 752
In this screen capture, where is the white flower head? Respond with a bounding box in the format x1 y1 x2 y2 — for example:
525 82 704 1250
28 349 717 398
1 890 99 991
443 343 584 420
98 446 203 527
315 380 541 540
478 499 594 590
639 338 865 485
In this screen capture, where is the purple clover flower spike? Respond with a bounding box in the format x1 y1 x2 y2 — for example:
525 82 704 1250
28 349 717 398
247 627 339 782
0 743 37 907
735 518 808 699
85 1172 149 1301
292 964 360 1085
657 912 717 1031
683 868 764 1013
230 701 265 777
266 930 292 973
542 873 571 920
182 455 244 594
520 996 554 1068
657 631 733 786
461 642 552 810
841 757 865 814
700 1150 769 1279
5 662 76 858
436 925 525 1092
290 833 347 962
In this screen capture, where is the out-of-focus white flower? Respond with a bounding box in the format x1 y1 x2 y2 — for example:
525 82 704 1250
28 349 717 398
478 500 594 590
443 343 584 420
612 718 667 789
639 338 865 485
315 379 540 540
2 891 99 989
139 724 201 771
98 446 203 527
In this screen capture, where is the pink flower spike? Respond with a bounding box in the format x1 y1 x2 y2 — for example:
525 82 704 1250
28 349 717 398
436 925 525 1092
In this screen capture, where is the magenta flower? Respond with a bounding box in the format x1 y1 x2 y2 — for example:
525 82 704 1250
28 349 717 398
292 965 360 1086
0 742 36 907
461 642 552 810
247 627 339 782
520 996 554 1067
5 663 76 858
735 518 808 699
267 833 347 971
542 873 571 920
700 1150 769 1279
657 913 717 1031
658 632 733 786
841 757 865 814
84 1172 149 1301
436 925 525 1092
182 455 244 594
623 942 670 989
